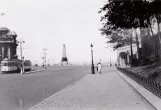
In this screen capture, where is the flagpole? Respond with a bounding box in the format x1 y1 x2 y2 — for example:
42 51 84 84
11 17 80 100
1 13 2 27
1 13 5 28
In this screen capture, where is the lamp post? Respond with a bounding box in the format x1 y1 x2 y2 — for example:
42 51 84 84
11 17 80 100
90 44 95 74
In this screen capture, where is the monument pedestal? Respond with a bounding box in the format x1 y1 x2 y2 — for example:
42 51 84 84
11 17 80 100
61 61 68 65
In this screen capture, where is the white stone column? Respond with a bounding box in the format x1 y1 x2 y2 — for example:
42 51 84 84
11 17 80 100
127 55 129 65
63 44 66 58
8 47 11 59
2 46 4 60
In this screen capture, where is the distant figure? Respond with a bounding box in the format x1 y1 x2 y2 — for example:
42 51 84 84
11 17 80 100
20 64 23 74
35 64 38 67
115 63 117 67
97 63 102 74
96 63 99 72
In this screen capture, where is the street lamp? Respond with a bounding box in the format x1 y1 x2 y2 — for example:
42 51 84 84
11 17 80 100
90 44 95 74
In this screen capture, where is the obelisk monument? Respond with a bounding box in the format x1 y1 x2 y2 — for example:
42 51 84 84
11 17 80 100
61 44 68 65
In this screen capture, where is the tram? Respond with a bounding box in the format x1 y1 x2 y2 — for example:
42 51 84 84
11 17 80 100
1 59 32 73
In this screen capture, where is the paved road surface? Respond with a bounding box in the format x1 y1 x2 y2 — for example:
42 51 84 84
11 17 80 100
0 66 90 110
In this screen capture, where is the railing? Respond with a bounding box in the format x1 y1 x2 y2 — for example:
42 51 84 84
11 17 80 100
118 68 161 98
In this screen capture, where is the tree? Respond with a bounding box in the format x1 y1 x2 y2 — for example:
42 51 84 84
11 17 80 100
99 0 159 65
99 0 138 66
148 1 161 61
104 29 134 50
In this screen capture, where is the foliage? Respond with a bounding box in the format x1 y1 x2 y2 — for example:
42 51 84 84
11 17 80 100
107 32 132 50
99 0 151 30
99 0 161 45
99 0 151 50
150 1 161 24
101 27 135 50
99 0 161 65
140 54 157 66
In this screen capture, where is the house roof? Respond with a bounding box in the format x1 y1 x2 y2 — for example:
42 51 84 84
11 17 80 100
0 27 10 32
7 31 17 37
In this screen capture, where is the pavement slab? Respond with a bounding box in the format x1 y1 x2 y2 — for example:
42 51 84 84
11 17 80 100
30 67 155 110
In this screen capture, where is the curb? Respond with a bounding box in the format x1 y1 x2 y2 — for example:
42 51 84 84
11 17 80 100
27 66 77 74
117 71 161 110
29 73 90 110
25 68 54 74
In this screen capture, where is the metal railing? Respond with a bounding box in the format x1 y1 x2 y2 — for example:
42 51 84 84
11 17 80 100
118 68 161 98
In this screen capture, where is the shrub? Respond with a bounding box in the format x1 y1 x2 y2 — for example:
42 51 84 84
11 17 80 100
140 54 156 66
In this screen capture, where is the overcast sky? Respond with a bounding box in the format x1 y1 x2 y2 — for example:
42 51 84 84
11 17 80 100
0 0 117 65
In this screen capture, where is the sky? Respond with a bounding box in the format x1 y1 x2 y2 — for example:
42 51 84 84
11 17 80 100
0 0 117 65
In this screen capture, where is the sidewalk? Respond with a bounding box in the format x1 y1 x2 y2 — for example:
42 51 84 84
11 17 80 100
30 67 156 110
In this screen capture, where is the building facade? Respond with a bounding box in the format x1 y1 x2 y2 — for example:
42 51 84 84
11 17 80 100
117 44 138 67
0 27 18 62
117 29 141 67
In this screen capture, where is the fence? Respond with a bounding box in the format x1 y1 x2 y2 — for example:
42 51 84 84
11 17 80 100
118 68 161 98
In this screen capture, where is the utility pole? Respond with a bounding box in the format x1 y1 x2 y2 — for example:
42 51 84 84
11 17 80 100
17 38 25 74
42 48 47 68
48 59 50 66
0 13 5 27
17 38 25 61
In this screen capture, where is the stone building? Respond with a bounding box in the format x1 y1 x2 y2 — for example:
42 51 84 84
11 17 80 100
0 27 18 62
117 44 138 68
117 29 141 67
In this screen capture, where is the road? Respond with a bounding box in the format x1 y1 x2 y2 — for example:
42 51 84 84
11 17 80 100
0 66 90 110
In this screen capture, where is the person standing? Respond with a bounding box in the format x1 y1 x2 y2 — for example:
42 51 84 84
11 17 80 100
96 63 99 72
97 63 102 74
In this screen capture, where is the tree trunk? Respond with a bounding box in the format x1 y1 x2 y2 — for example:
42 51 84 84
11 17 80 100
157 18 161 44
148 18 154 36
156 16 161 62
148 18 156 56
130 29 133 67
135 29 140 60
